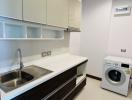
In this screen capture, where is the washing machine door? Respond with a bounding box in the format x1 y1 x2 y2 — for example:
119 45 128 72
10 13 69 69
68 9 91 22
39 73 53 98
105 68 126 86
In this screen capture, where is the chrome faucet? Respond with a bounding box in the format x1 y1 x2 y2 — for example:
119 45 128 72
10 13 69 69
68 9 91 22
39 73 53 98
17 48 24 71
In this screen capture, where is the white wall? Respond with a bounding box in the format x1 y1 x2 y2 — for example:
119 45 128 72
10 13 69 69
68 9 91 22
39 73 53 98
0 33 70 72
70 0 132 78
108 0 132 58
70 32 80 55
80 0 112 77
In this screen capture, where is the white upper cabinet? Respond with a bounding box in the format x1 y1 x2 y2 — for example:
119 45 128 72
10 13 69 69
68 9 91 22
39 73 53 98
69 0 81 29
0 0 22 20
0 0 81 29
47 0 68 28
23 0 46 24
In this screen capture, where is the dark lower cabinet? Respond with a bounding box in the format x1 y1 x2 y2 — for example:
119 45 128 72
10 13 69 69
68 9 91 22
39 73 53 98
59 78 76 99
47 78 76 100
12 61 88 100
12 67 77 100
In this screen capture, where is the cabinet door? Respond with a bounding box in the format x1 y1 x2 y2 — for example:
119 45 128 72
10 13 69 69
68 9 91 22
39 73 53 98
23 0 46 24
0 0 22 20
69 0 81 28
47 0 68 28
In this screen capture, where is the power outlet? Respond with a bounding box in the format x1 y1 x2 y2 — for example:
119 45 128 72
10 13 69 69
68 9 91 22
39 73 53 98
41 51 52 57
41 52 47 57
47 51 51 56
121 49 126 53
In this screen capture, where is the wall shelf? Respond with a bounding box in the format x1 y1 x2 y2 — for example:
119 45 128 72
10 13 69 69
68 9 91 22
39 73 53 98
0 17 65 40
5 23 26 38
76 75 86 85
26 23 42 38
0 22 3 38
42 26 64 39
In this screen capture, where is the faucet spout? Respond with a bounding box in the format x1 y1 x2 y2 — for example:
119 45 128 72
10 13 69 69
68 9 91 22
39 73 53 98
17 48 24 70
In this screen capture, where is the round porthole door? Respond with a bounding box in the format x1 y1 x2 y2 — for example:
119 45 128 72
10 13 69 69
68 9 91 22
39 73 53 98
105 68 126 86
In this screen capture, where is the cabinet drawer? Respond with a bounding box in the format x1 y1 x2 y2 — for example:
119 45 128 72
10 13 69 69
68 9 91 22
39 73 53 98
47 78 76 100
12 67 77 100
64 78 86 100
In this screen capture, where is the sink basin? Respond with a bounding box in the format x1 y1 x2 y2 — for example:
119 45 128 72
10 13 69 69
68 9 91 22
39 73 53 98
0 71 33 88
0 65 52 92
22 65 52 78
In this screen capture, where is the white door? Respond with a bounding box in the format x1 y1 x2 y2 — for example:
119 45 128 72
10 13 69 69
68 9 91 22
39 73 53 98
0 0 22 20
47 0 68 28
23 0 46 24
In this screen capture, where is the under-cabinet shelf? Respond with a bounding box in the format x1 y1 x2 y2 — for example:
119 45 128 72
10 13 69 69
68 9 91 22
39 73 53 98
26 23 42 38
0 17 65 40
0 22 3 38
42 26 64 39
5 23 26 38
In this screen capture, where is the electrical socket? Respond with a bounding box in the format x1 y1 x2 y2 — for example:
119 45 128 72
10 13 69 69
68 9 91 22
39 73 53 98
41 52 47 57
121 49 126 53
41 51 52 57
47 51 51 56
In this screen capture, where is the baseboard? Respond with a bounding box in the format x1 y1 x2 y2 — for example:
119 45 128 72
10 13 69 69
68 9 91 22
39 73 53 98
86 74 102 81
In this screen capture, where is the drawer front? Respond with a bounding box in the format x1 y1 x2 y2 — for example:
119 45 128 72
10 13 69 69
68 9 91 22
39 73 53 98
47 78 76 100
59 78 76 99
12 67 77 100
64 78 87 100
58 67 77 84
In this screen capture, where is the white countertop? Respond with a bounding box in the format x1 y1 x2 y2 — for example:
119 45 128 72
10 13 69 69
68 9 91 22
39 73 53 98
0 53 88 100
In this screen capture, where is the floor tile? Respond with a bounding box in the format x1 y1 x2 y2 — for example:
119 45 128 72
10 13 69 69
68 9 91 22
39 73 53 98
74 78 132 100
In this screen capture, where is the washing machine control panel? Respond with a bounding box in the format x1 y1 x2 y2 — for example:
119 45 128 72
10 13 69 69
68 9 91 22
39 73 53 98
105 62 117 66
105 62 130 68
121 63 129 68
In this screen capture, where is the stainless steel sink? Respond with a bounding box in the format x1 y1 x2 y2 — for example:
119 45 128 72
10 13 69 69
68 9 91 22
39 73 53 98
0 65 52 92
0 71 33 88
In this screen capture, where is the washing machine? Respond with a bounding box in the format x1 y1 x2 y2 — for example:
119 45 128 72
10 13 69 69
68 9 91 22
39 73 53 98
101 56 132 96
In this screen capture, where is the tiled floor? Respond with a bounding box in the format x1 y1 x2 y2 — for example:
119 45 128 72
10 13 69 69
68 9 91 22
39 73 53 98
74 78 132 100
